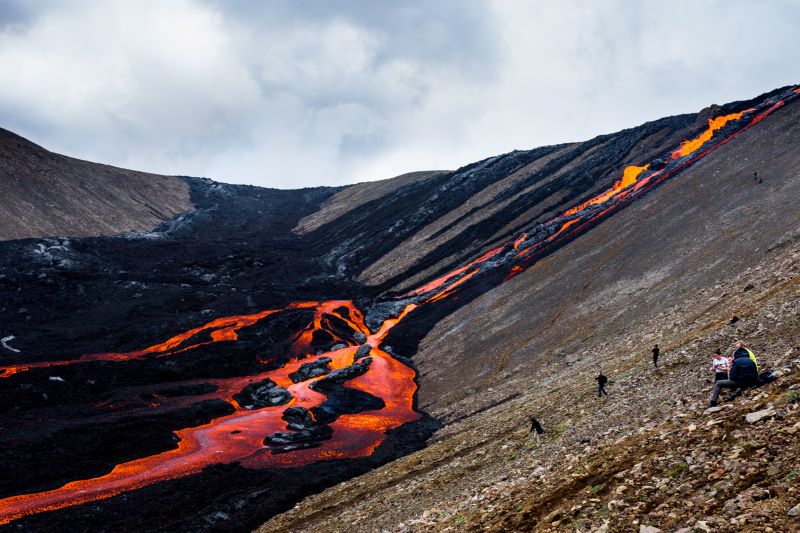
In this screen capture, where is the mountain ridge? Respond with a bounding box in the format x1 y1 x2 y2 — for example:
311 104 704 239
0 85 797 531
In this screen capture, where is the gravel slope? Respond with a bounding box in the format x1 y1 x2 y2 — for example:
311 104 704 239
0 128 192 240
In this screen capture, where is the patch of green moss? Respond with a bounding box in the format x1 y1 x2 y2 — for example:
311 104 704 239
667 462 689 478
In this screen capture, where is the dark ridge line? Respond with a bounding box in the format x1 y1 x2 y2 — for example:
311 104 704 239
375 114 697 296
424 144 568 242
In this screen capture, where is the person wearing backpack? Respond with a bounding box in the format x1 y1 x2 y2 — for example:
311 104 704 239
732 340 759 373
709 343 758 406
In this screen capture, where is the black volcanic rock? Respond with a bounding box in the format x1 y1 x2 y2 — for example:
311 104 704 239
264 406 334 451
281 406 316 430
233 379 292 409
354 344 372 360
311 387 385 425
288 357 332 383
311 357 372 388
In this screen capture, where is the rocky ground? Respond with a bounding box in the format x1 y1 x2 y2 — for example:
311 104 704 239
259 236 800 532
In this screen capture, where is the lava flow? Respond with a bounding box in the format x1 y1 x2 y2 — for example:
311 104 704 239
0 85 798 526
0 300 418 524
403 86 799 299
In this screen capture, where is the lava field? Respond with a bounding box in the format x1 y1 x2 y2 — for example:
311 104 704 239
0 86 797 531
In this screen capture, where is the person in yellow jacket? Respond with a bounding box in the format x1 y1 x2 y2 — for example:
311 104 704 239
732 340 759 373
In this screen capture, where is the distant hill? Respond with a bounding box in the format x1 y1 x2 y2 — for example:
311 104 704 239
0 128 193 240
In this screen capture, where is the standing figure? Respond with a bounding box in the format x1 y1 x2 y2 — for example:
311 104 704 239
529 417 544 446
596 371 608 397
652 344 660 368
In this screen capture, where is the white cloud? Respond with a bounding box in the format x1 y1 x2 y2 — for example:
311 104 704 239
0 0 797 188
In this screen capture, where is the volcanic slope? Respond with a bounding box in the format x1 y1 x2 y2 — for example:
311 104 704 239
0 86 798 531
259 90 800 531
0 128 193 240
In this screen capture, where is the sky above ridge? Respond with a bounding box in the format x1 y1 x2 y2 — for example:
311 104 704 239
0 0 798 188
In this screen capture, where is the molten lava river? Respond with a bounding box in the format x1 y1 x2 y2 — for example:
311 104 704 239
0 86 797 525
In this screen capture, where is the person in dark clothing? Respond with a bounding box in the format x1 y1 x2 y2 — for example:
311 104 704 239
597 372 608 397
732 341 759 372
754 171 762 184
529 417 544 446
709 346 759 406
652 344 660 368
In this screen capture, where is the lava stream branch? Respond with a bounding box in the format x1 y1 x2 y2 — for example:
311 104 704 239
402 86 799 302
0 85 797 526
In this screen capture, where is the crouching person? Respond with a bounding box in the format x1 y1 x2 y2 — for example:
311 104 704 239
709 345 758 406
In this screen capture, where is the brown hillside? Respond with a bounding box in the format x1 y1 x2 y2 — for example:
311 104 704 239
294 170 446 235
0 128 193 241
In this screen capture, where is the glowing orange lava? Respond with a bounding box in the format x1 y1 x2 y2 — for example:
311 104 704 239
565 164 649 216
0 301 414 525
670 112 750 159
1 86 797 526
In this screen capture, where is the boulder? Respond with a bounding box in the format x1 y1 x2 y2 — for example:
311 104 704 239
264 405 334 449
263 426 333 447
745 408 776 424
354 344 372 360
288 357 332 383
281 406 316 430
312 357 372 388
233 379 292 409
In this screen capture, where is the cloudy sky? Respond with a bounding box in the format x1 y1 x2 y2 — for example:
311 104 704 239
0 1 798 188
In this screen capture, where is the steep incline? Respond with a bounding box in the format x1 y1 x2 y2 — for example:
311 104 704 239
259 94 800 533
0 128 193 240
298 89 790 297
402 90 800 411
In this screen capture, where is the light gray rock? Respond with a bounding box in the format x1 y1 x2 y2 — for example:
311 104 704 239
639 525 661 533
745 408 776 424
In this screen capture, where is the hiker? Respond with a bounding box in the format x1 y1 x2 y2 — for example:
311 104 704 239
753 171 762 184
596 371 608 397
732 340 759 372
709 344 758 406
711 348 730 381
529 417 544 446
652 344 660 368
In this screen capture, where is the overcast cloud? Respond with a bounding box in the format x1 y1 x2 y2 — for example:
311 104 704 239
0 0 798 188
